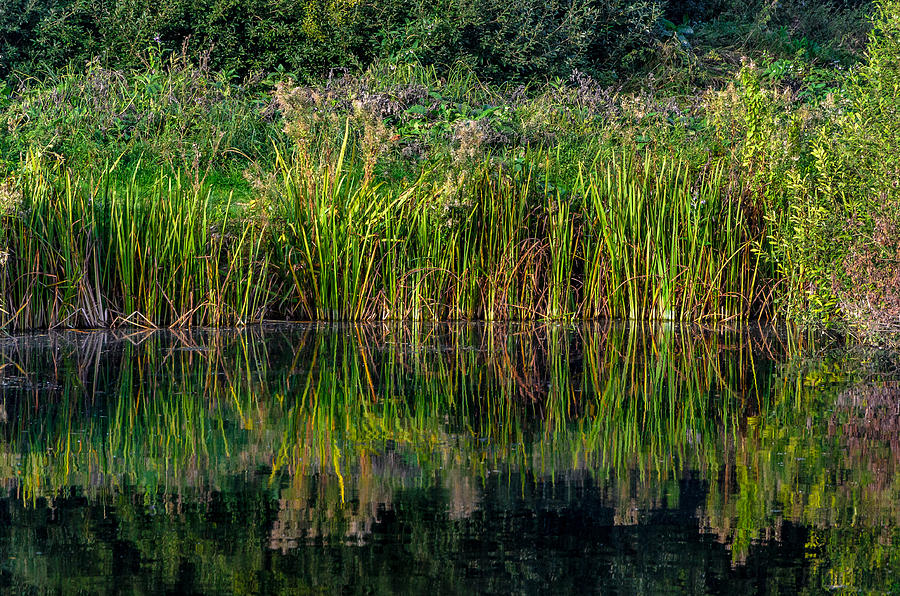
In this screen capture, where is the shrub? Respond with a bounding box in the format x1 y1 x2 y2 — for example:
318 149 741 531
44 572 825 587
374 0 663 81
828 0 900 334
2 0 668 82
0 0 67 75
1 0 375 78
759 0 900 334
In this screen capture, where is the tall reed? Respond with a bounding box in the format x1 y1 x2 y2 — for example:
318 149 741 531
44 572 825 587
0 155 272 330
273 145 767 322
2 137 769 329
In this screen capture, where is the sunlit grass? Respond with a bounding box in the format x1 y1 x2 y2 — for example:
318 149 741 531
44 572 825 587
0 155 272 330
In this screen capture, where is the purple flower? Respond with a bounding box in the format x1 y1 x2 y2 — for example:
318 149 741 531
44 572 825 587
153 35 161 43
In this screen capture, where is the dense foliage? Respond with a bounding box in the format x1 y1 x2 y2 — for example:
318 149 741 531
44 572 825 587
1 0 899 341
0 0 870 80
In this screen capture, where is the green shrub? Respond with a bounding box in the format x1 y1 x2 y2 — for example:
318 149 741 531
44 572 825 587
757 0 900 334
826 0 900 334
1 0 375 78
0 0 66 75
373 0 663 81
1 0 669 82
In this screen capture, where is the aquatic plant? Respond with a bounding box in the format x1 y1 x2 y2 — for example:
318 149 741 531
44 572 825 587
0 156 273 330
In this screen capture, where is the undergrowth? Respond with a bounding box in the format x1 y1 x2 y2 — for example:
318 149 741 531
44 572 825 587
0 0 897 341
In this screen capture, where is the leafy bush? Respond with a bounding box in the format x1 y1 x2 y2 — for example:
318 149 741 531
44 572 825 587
1 0 669 82
754 0 900 334
1 0 374 78
823 0 900 334
0 0 65 75
374 0 663 81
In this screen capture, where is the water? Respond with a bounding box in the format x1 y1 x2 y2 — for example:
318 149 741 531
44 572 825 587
0 324 897 593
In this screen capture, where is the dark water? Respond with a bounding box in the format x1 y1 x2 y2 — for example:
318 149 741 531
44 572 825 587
0 324 897 594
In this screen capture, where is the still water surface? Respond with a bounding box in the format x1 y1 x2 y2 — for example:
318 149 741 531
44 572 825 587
0 324 897 593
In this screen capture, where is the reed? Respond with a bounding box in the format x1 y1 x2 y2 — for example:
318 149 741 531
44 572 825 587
0 148 768 329
272 143 767 323
0 155 272 330
0 140 770 330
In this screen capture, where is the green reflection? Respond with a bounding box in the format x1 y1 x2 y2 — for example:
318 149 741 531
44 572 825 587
0 324 897 593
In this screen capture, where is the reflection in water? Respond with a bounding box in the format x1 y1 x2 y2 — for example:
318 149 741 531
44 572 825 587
0 324 897 593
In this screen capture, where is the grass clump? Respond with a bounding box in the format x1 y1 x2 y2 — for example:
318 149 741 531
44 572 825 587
0 156 272 330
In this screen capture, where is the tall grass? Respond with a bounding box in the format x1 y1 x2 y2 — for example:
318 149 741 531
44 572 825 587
0 146 767 329
0 156 272 330
274 145 767 322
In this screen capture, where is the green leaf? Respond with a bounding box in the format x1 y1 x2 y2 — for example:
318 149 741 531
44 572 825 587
405 105 428 116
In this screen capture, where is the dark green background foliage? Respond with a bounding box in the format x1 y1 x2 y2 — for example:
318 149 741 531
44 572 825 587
0 0 665 80
371 0 662 80
1 0 364 78
6 0 868 82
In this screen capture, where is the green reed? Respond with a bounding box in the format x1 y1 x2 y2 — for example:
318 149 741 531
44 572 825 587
2 134 768 329
273 141 766 323
1 155 272 330
582 155 763 321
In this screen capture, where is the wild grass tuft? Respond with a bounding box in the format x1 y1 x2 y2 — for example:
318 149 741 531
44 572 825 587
0 155 272 330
